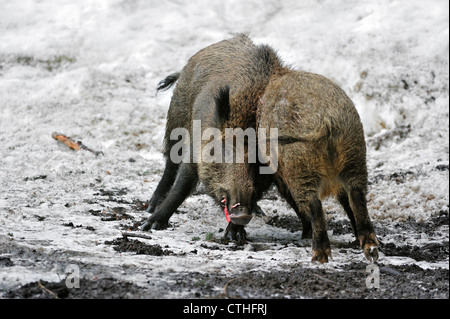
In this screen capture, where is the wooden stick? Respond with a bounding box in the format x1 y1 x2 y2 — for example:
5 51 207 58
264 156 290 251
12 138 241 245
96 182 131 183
121 231 153 240
37 280 60 299
223 278 239 299
52 132 103 156
52 132 81 151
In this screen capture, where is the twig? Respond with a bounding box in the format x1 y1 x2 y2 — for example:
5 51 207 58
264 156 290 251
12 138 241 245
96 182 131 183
121 231 152 240
37 280 60 299
52 132 103 156
223 278 239 299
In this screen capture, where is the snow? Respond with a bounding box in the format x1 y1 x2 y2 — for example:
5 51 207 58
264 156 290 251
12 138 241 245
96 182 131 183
0 0 448 295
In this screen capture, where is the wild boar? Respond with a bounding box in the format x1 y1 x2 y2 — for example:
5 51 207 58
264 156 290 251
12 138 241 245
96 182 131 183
142 34 379 263
141 34 279 242
258 71 379 263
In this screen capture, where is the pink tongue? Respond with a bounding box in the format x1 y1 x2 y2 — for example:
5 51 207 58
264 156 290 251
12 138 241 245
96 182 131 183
224 206 231 223
221 198 231 223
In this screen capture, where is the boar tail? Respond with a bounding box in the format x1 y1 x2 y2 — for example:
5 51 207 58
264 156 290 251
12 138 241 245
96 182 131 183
157 72 181 91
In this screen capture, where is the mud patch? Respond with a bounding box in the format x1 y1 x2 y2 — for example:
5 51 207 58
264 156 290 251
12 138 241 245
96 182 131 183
367 124 412 151
62 222 96 232
266 215 301 232
171 263 449 299
381 241 449 262
5 278 143 299
370 169 416 185
375 210 449 238
4 261 448 299
93 188 132 204
105 237 174 256
94 188 129 197
0 256 14 267
23 175 48 182
88 207 134 221
267 214 356 237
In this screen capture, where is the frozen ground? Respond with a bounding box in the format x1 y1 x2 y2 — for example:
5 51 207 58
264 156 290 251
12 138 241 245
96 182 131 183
0 0 448 299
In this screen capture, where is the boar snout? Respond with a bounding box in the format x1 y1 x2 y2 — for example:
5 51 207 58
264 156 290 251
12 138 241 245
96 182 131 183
229 205 253 225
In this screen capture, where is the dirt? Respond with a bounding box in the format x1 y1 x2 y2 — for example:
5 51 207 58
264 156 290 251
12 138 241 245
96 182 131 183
104 237 175 256
5 278 144 299
2 175 448 300
0 257 14 267
5 262 448 299
88 207 135 222
266 214 357 236
267 215 302 233
380 241 449 262
3 207 448 300
175 263 449 299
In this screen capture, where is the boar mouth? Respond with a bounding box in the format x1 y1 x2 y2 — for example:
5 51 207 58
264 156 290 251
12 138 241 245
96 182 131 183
229 212 253 225
221 197 253 225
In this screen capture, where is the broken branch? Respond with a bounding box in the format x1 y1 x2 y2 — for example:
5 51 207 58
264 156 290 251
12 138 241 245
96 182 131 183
52 132 103 156
37 280 60 299
121 231 153 240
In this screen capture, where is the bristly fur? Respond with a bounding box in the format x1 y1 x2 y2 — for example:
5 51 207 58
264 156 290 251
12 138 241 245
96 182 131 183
215 86 231 124
144 34 378 263
255 44 284 76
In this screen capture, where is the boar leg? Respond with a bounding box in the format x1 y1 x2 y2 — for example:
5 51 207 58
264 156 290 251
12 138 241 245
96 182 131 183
145 159 179 213
336 189 358 238
224 223 247 245
347 187 379 262
307 196 332 263
141 163 197 231
274 178 312 238
298 210 312 239
288 187 331 262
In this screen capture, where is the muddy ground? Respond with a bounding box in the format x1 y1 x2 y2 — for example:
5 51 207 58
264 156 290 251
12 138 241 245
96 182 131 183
0 0 448 301
2 186 448 299
4 263 449 299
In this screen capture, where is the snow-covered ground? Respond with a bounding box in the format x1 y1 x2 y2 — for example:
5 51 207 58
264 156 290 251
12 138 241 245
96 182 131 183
0 0 448 298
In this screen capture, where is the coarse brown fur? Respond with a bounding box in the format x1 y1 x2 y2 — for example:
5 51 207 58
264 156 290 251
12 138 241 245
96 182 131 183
142 34 379 262
258 71 378 262
142 34 284 237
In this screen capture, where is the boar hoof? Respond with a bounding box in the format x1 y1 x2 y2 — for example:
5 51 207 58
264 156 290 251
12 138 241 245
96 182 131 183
140 220 152 231
140 217 169 231
358 232 379 262
224 223 247 245
311 248 332 263
153 220 169 230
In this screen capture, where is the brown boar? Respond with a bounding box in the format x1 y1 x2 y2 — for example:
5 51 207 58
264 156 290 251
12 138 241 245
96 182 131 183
258 71 379 263
142 34 379 263
141 34 279 242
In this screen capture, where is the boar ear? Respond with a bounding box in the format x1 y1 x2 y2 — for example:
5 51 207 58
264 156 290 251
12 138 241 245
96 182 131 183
214 86 230 123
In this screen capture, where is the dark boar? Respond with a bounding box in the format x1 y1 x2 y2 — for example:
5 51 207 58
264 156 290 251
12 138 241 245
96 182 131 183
141 34 279 242
258 71 379 263
142 34 379 263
